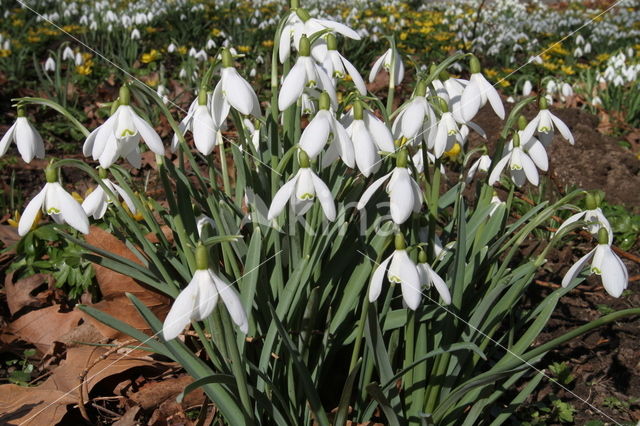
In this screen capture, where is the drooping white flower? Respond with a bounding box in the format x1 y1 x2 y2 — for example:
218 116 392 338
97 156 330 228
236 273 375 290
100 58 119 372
369 234 421 310
267 151 336 221
555 193 613 242
278 35 337 111
212 49 261 122
83 86 164 168
171 92 219 155
82 173 137 220
460 57 505 121
62 46 75 61
369 47 404 87
44 57 56 73
432 109 463 158
321 34 366 96
521 99 574 146
416 250 451 305
357 150 422 225
392 81 435 142
278 8 360 64
18 167 89 236
340 102 395 177
163 250 248 340
488 135 539 188
562 229 628 298
465 154 492 183
0 107 45 163
130 28 140 40
507 130 549 173
522 80 533 96
299 92 353 169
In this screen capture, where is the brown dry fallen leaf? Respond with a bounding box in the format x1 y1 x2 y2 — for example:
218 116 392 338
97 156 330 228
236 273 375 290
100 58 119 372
0 345 167 426
129 374 204 410
0 224 19 250
1 304 83 353
4 272 53 317
82 226 170 339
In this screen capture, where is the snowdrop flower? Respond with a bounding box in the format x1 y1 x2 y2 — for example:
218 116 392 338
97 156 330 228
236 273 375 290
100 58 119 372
278 35 337 111
267 150 336 221
560 83 573 101
83 86 165 168
416 250 451 305
321 34 366 96
465 154 492 183
196 214 216 238
357 149 422 225
562 229 628 298
44 57 56 73
278 7 360 64
521 98 574 146
488 134 539 187
299 92 354 169
555 192 613 242
392 80 435 142
369 233 421 310
167 42 177 53
163 245 248 340
62 46 75 61
460 56 505 121
488 192 505 217
175 91 219 155
340 102 395 176
242 119 260 151
369 46 404 87
432 100 463 158
130 28 140 40
0 107 45 163
75 52 84 66
18 166 89 236
522 80 533 97
82 169 137 220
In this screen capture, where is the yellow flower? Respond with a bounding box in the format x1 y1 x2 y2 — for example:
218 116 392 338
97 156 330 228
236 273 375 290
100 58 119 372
76 60 93 75
399 32 408 41
561 65 575 75
237 45 251 53
141 49 161 64
262 40 274 48
177 46 187 55
211 28 222 37
444 143 461 160
0 50 11 57
71 191 84 203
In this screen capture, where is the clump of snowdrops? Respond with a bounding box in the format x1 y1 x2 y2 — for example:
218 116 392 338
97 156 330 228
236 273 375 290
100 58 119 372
4 0 637 423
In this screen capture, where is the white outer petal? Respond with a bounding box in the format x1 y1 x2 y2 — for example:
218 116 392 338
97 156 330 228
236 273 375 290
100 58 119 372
192 106 217 155
550 113 574 145
599 246 627 297
369 255 391 303
18 186 47 236
130 110 164 155
212 272 248 333
390 250 421 310
369 52 387 83
365 111 394 152
561 249 595 287
299 111 332 159
488 155 510 185
389 168 415 224
212 82 231 128
342 55 367 95
54 183 89 234
278 60 307 110
519 151 539 186
310 171 336 221
268 172 300 220
555 211 586 237
0 122 16 157
82 186 107 218
162 281 197 340
357 172 392 210
427 264 451 305
221 67 260 117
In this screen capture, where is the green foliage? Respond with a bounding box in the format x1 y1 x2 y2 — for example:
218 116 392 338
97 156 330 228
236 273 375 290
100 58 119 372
3 349 37 386
548 361 576 387
9 224 95 300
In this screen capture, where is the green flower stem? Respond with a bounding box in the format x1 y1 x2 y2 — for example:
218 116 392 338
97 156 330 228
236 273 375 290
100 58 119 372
403 309 416 400
349 296 370 371
218 143 232 196
220 306 255 424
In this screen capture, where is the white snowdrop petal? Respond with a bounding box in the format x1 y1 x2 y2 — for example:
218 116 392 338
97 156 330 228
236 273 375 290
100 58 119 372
561 250 595 287
311 171 336 221
213 273 249 333
550 113 574 145
369 255 392 303
55 183 89 234
357 172 392 210
131 113 164 155
299 112 332 159
163 283 198 340
192 107 217 155
18 186 47 236
389 169 415 224
268 173 299 220
278 61 307 110
488 155 510 185
428 265 451 305
600 247 627 297
0 123 16 157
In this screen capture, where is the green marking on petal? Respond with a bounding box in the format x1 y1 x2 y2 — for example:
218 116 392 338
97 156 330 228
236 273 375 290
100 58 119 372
389 275 402 283
299 193 315 200
120 128 136 137
47 207 61 214
591 266 602 275
538 126 550 132
510 164 522 171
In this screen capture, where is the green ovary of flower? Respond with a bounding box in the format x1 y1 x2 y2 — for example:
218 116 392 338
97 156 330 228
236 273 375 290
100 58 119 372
591 266 602 275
